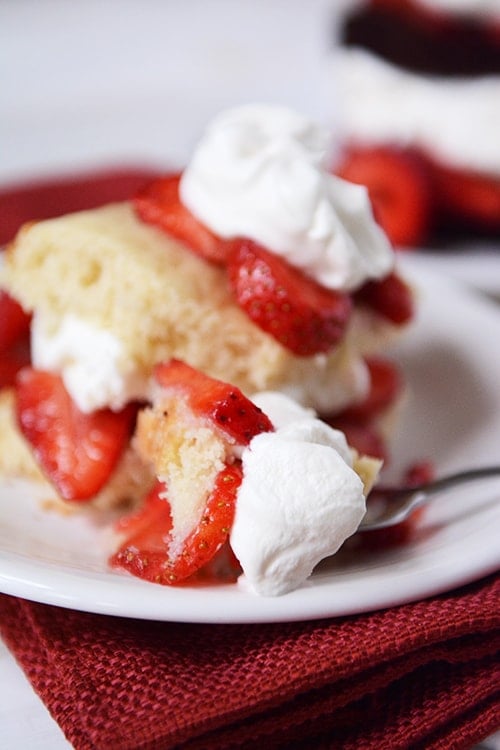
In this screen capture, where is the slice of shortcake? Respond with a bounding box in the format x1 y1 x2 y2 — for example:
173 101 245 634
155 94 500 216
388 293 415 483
0 104 412 514
111 360 380 596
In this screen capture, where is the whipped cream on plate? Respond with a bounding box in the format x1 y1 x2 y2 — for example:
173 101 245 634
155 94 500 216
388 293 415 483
230 392 367 596
334 48 500 177
180 104 393 292
31 314 147 413
30 311 369 415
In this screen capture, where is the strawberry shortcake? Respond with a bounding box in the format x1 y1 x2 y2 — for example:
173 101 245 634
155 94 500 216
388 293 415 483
0 104 413 592
332 0 500 245
111 359 381 596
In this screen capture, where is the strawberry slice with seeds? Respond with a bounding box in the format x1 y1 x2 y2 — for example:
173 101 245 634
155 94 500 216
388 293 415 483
110 480 174 581
111 467 242 585
133 173 228 263
16 368 136 501
356 271 414 325
113 360 273 585
153 359 273 444
227 238 352 356
336 146 432 248
0 290 31 353
170 463 242 582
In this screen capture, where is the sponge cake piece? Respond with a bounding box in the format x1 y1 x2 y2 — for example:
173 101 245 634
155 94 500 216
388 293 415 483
1 202 400 416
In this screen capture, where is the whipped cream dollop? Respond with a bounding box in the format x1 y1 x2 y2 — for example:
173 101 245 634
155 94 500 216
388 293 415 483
31 314 147 413
230 392 366 596
180 104 393 292
334 48 500 177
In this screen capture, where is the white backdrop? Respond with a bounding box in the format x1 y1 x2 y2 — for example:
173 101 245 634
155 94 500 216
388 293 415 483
1 0 338 183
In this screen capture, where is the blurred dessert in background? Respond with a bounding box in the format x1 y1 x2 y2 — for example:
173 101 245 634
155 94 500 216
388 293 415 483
331 0 500 247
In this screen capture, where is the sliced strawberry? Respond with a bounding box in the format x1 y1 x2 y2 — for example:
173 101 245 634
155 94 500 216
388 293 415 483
356 271 414 325
335 146 432 248
111 465 242 585
110 480 174 580
227 238 352 356
432 162 500 230
115 361 273 586
133 173 228 263
166 463 242 583
153 359 273 444
15 368 136 501
338 357 403 423
0 339 31 389
0 290 31 353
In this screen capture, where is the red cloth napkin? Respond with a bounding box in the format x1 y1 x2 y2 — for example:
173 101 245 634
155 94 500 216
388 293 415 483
0 574 499 750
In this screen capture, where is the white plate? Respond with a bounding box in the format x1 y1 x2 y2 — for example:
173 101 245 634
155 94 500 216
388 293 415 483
0 256 499 623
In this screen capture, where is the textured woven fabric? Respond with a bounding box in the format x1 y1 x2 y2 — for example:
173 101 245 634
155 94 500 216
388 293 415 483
0 573 499 750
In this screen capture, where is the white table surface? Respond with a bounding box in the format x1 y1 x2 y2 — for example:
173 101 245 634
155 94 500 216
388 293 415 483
1 1 499 747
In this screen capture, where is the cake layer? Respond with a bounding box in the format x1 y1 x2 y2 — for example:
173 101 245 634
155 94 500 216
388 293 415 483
1 202 400 415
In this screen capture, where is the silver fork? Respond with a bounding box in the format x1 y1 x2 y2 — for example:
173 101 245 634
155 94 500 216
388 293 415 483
359 465 500 531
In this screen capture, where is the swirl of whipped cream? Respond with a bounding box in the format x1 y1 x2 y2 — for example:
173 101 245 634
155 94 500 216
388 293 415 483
180 104 393 292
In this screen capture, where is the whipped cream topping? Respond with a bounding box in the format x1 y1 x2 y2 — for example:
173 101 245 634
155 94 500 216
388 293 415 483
31 314 147 413
30 311 369 415
230 392 366 596
180 104 393 292
334 48 500 177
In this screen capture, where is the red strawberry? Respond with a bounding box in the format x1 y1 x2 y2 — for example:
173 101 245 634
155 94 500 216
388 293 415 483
111 466 242 585
355 271 414 325
15 368 136 501
0 339 31 389
111 480 173 581
133 173 228 263
153 359 273 444
335 146 432 247
227 238 352 356
338 357 403 423
0 290 31 353
114 361 274 585
432 162 500 230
